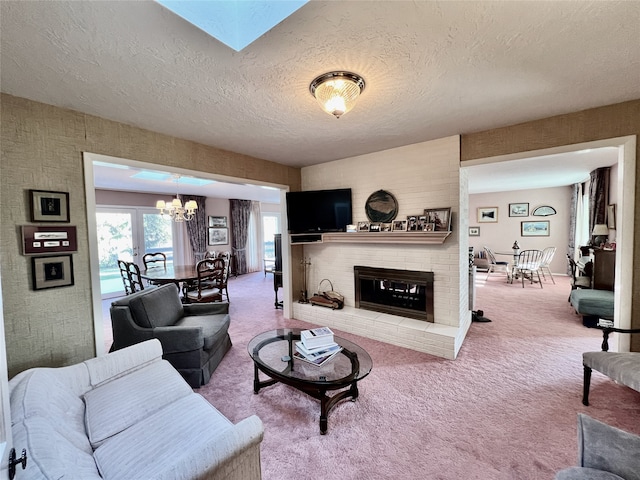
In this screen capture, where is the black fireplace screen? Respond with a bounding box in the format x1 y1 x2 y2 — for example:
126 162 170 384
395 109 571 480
354 266 434 322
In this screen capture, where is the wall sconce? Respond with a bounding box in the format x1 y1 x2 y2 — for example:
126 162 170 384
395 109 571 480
309 71 365 118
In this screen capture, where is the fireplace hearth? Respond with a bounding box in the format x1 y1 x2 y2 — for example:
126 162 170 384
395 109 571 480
354 266 434 322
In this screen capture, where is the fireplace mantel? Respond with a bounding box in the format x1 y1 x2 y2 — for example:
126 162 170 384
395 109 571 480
319 231 451 245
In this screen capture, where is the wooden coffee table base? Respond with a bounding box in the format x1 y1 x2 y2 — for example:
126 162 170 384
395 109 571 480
253 364 359 435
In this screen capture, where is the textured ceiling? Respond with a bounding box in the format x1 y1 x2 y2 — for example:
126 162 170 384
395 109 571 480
2 1 639 170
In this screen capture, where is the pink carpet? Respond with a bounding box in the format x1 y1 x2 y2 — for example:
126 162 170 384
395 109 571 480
193 272 639 479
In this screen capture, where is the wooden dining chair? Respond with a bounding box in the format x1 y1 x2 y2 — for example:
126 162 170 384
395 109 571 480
215 252 231 301
184 258 225 303
142 252 167 286
118 259 145 295
142 252 167 269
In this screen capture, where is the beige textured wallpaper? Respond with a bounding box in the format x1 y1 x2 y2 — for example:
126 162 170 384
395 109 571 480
0 94 301 378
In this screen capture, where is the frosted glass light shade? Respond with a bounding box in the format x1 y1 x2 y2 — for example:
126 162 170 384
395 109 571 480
310 71 365 118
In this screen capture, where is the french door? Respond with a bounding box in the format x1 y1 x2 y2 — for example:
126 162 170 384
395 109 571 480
262 213 281 261
96 207 174 299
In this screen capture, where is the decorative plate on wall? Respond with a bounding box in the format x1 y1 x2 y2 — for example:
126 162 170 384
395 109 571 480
365 190 398 223
532 205 557 216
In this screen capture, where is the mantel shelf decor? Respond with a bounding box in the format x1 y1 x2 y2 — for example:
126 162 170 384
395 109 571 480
320 231 451 245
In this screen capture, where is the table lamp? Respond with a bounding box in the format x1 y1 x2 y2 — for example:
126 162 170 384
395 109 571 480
592 224 609 247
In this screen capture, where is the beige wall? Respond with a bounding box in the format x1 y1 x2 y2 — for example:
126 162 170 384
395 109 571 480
461 99 640 350
469 186 573 274
0 94 300 378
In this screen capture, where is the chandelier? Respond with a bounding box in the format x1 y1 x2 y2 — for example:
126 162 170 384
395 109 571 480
309 71 365 118
155 175 198 222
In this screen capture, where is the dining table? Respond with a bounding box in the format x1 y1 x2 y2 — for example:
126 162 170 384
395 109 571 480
140 264 199 285
140 265 201 299
494 251 520 282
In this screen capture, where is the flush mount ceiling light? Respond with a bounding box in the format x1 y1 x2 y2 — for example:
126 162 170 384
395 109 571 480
309 71 365 118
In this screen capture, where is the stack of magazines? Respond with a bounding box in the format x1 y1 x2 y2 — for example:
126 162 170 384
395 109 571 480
294 327 342 366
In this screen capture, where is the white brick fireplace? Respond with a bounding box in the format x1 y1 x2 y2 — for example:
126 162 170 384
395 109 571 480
288 136 471 360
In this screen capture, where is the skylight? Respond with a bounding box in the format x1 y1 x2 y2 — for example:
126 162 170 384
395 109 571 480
131 171 172 181
156 0 309 52
178 177 216 186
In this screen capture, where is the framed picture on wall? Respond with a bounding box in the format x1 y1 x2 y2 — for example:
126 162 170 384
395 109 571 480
509 203 529 217
208 227 228 245
208 216 227 227
31 254 74 290
477 207 498 223
29 189 70 222
521 221 550 237
469 226 480 236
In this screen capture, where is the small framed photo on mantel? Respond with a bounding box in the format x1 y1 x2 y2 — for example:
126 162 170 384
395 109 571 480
424 207 452 231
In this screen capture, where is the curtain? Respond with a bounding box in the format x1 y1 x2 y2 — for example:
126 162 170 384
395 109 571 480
246 201 261 273
588 167 610 237
182 195 207 262
569 183 590 273
173 221 195 266
568 183 579 273
230 199 252 275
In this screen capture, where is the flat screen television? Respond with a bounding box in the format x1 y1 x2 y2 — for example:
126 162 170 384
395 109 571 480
286 188 352 234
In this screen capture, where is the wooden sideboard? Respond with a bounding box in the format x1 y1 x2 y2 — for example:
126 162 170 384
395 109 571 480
592 249 615 291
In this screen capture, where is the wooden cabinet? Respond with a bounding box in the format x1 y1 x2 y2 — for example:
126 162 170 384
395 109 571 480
592 249 615 291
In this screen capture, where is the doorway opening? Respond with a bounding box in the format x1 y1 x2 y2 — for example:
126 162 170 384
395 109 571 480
462 136 636 351
84 153 290 355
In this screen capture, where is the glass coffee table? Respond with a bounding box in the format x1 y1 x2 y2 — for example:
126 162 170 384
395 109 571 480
248 328 372 434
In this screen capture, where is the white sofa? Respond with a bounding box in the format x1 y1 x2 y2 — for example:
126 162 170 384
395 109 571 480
9 339 264 479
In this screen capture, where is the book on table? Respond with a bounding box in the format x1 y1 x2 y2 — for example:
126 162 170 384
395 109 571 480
293 345 342 367
295 341 340 358
300 327 334 349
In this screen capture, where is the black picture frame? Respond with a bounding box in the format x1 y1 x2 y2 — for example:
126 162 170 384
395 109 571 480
31 254 74 290
208 216 227 227
469 226 480 236
208 227 228 245
29 189 70 222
